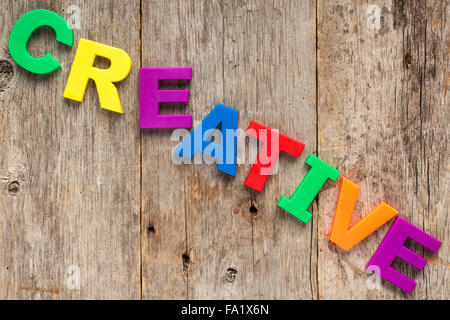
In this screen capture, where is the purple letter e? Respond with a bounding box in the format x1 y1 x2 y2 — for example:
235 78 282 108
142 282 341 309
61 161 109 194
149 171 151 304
140 67 192 129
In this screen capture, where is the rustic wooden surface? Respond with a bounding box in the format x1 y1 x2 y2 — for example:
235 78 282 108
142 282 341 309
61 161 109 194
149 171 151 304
0 0 141 299
317 0 448 299
0 0 447 299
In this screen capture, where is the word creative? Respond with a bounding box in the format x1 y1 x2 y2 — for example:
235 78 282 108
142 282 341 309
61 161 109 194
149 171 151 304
7 9 442 294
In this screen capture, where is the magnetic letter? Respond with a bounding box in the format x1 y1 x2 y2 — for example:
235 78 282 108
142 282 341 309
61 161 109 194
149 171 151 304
244 121 304 192
329 177 398 250
8 9 73 74
366 216 441 294
277 154 340 223
174 104 238 176
140 68 192 128
63 38 132 113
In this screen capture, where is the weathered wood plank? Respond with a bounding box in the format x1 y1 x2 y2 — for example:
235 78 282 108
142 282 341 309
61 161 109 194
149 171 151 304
0 0 447 300
225 0 318 299
0 0 141 299
183 1 255 299
317 0 448 299
141 0 191 299
141 0 317 299
141 0 253 299
415 0 449 300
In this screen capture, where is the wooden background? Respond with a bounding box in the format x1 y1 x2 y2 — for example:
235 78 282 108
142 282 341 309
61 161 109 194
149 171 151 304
0 0 447 299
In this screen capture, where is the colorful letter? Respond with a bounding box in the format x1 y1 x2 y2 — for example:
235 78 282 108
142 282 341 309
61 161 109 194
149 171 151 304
278 154 340 223
244 121 304 192
140 68 192 128
63 38 132 113
329 177 398 250
366 216 441 294
8 9 73 74
174 104 238 176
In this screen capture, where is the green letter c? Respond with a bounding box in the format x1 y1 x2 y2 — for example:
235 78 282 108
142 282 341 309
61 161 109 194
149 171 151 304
8 9 74 74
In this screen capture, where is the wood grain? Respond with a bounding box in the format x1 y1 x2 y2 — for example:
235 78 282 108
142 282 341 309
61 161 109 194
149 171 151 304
226 0 318 299
317 0 448 299
0 0 140 299
141 0 317 299
0 0 447 299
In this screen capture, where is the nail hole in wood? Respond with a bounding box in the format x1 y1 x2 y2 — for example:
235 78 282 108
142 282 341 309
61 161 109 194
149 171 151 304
225 268 237 283
249 204 258 216
147 224 155 234
182 252 191 274
182 253 190 264
403 53 412 69
8 181 19 195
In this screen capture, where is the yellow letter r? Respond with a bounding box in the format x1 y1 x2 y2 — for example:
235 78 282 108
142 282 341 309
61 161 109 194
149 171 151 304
63 38 132 113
